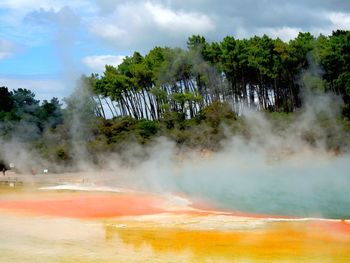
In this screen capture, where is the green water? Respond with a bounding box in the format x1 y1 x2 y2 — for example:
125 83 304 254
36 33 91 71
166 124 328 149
177 165 350 219
127 155 350 219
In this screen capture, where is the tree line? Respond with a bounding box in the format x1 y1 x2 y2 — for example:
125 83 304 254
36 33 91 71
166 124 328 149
0 87 63 141
0 30 349 167
86 30 350 120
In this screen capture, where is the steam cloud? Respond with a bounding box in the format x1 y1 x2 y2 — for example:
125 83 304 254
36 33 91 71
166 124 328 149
1 89 349 219
99 111 350 219
1 47 349 220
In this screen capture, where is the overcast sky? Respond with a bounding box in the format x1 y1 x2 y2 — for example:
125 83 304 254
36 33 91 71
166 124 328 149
0 0 349 101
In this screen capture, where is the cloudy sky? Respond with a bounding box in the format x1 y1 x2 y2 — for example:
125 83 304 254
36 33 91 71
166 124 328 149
0 0 349 101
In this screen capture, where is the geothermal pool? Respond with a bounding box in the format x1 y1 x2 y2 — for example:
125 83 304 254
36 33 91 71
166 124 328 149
0 182 349 262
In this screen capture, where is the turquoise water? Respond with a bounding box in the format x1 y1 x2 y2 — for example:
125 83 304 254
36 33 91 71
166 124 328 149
177 161 350 219
177 174 350 219
127 154 350 219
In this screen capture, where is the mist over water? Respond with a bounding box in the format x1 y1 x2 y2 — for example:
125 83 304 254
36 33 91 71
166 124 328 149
1 64 350 220
103 138 350 219
178 153 349 219
94 91 350 219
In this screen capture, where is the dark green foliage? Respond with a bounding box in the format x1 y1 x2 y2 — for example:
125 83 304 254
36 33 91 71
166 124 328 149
0 87 14 113
161 112 186 129
317 30 350 116
137 120 158 139
198 101 236 128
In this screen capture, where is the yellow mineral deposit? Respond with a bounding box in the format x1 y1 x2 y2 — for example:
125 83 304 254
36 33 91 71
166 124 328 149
0 187 349 262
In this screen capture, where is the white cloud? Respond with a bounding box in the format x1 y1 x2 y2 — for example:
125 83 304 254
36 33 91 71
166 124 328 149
298 12 350 38
82 55 125 72
260 26 302 41
145 2 215 33
0 40 17 60
89 1 215 50
328 12 350 30
91 24 126 41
